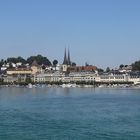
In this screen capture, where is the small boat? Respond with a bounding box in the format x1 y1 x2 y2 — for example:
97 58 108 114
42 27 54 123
28 83 33 88
61 84 72 88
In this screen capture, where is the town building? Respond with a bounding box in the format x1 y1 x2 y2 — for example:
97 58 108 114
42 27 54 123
7 68 32 75
68 66 97 73
118 65 132 73
31 60 41 75
0 48 140 85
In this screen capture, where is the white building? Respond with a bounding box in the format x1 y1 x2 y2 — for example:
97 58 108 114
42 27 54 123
1 66 7 71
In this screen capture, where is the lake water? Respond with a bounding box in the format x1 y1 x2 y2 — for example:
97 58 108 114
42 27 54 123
0 87 140 140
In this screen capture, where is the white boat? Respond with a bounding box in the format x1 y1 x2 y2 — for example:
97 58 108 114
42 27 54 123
71 84 77 87
61 84 72 88
28 83 33 88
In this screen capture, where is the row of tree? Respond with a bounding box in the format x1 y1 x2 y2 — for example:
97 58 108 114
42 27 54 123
132 60 140 71
119 61 140 71
1 55 140 71
99 60 140 73
0 55 54 67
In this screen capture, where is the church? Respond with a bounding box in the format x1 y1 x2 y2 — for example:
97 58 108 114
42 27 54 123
62 48 71 72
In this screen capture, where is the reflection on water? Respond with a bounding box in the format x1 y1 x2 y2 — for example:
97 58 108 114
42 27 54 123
0 87 140 140
63 88 70 95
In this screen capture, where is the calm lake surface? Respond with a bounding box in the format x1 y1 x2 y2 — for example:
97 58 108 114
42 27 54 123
0 87 140 140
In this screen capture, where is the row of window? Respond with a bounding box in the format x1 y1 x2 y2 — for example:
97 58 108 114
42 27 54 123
100 76 124 79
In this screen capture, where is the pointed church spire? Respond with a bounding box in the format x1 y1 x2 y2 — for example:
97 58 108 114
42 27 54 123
63 48 68 64
67 47 71 65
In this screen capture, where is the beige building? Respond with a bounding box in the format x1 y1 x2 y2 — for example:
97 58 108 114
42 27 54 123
7 68 32 75
3 76 18 83
34 73 52 83
31 60 41 75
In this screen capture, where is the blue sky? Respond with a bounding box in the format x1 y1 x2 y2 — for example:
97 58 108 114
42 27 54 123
0 0 140 68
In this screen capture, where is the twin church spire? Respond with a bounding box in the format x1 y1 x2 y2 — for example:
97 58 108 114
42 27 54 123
63 48 71 65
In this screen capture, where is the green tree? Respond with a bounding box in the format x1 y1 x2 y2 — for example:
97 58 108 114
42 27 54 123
53 60 58 70
17 56 26 64
85 62 89 66
125 65 128 67
42 65 46 70
27 55 52 66
119 64 124 69
25 77 32 84
7 56 26 65
106 67 110 73
0 59 4 68
97 68 104 73
132 60 140 71
72 62 76 66
9 62 13 69
0 78 4 84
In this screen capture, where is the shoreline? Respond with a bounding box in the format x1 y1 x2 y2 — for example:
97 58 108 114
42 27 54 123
0 83 140 89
